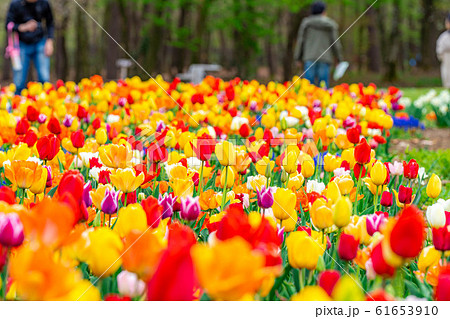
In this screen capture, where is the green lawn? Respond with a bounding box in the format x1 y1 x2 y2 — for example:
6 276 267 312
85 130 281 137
400 87 448 100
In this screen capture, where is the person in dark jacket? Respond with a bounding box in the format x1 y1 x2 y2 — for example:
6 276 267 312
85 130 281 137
6 0 54 93
294 1 343 88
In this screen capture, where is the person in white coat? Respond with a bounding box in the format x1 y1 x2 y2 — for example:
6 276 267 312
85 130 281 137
436 14 450 88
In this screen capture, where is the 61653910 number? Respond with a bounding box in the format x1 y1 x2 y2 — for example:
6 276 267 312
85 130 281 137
375 306 438 316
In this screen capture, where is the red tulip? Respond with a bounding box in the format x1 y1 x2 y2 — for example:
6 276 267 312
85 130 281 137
380 191 393 207
26 105 39 122
239 123 251 138
354 138 371 164
318 270 340 296
71 129 85 149
141 196 163 228
390 205 425 258
105 295 132 301
99 170 112 184
57 170 87 224
193 133 215 161
147 142 168 163
432 226 450 252
23 129 38 147
338 233 359 261
36 135 60 161
403 159 419 179
15 118 30 135
435 266 450 301
0 186 16 205
92 117 101 130
147 224 196 300
47 117 62 135
398 185 412 204
353 163 366 179
77 105 88 119
366 289 395 301
371 243 396 278
346 127 360 144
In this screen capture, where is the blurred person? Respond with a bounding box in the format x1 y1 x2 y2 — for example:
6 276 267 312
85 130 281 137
6 0 54 93
294 1 343 88
437 13 450 88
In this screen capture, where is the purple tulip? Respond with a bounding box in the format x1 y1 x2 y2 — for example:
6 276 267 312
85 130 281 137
257 186 274 209
38 114 47 124
101 189 120 215
366 213 387 236
0 213 24 247
63 115 73 128
278 226 285 243
158 194 177 219
83 181 92 207
180 196 201 221
118 97 127 107
44 165 52 188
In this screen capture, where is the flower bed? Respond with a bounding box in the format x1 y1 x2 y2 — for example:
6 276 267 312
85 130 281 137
0 76 448 301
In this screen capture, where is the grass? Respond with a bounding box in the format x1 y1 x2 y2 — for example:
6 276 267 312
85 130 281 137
400 87 448 100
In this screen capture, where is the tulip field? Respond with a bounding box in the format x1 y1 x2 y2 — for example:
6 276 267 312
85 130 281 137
0 76 449 301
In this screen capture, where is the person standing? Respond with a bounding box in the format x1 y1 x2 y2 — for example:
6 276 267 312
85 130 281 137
437 14 450 88
294 1 343 88
6 0 54 93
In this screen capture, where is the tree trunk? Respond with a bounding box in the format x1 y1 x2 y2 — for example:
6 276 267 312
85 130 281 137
173 1 191 72
104 0 122 80
384 0 401 81
366 6 382 72
146 1 165 74
283 9 306 81
192 0 213 63
75 0 90 81
420 0 437 69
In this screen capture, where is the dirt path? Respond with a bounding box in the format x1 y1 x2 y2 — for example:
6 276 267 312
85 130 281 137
390 128 450 153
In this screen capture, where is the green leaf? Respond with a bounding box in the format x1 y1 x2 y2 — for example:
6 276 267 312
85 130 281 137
57 157 65 173
47 185 58 197
93 211 102 227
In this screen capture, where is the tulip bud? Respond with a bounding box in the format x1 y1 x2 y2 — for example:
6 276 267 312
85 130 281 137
366 213 387 236
0 213 24 247
101 189 120 215
426 174 442 199
310 198 333 230
45 165 53 188
257 185 274 209
180 196 201 221
220 167 235 188
380 191 393 207
117 271 146 298
159 194 177 219
283 150 298 175
426 203 446 228
333 196 352 228
403 159 419 179
280 170 289 183
398 185 412 204
286 231 323 270
95 128 108 145
338 233 359 261
318 270 340 296
71 129 85 149
417 246 441 273
301 160 315 178
370 161 387 186
326 124 337 139
432 226 450 252
326 181 341 204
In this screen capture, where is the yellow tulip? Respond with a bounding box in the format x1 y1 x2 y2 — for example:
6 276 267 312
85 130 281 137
286 231 323 270
341 148 355 168
272 188 296 220
326 180 341 204
426 174 442 199
301 160 315 178
220 166 235 188
371 161 387 186
335 174 354 195
114 204 148 238
291 286 332 301
256 156 275 177
281 211 298 232
418 246 441 273
170 177 194 200
333 196 352 228
287 173 304 190
326 124 337 139
95 128 108 145
192 237 278 300
310 198 333 230
4 160 42 191
323 154 340 172
283 150 298 174
99 144 133 169
344 216 371 245
215 141 236 166
331 275 365 301
83 228 124 277
29 166 48 195
110 168 145 194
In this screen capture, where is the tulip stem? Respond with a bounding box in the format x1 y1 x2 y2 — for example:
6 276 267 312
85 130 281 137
220 167 229 212
1 248 10 301
109 214 112 228
124 193 128 207
299 268 305 291
19 188 25 205
353 168 363 215
442 251 446 266
199 161 204 194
